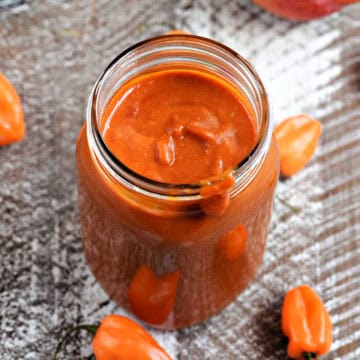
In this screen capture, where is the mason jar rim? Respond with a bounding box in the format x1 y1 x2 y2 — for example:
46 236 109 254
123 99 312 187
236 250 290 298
86 34 271 200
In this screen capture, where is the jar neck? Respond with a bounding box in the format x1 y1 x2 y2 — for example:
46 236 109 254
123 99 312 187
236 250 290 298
86 35 271 201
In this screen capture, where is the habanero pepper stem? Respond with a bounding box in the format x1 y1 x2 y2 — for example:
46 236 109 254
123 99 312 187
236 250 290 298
53 324 98 360
275 195 301 214
303 352 317 360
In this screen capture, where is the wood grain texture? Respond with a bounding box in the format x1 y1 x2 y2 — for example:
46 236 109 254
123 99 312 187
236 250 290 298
0 0 359 359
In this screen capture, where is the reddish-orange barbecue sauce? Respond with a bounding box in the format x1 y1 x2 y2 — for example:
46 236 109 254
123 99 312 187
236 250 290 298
101 69 257 184
77 67 279 329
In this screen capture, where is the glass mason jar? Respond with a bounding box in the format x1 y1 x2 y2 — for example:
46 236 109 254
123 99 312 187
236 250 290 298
76 35 279 329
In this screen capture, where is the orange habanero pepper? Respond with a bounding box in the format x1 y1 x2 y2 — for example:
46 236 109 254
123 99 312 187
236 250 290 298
128 265 180 325
281 285 332 360
274 114 322 177
93 315 172 360
53 314 172 360
0 72 25 145
217 223 247 261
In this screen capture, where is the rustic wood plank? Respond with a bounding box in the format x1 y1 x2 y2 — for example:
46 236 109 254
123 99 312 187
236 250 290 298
0 0 359 359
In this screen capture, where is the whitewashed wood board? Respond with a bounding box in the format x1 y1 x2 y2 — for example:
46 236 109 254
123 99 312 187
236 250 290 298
0 0 359 359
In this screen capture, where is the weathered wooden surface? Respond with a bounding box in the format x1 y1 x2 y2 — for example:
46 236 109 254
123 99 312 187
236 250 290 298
0 0 359 359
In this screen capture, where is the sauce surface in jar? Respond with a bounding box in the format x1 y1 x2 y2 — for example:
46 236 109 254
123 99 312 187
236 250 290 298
101 69 257 184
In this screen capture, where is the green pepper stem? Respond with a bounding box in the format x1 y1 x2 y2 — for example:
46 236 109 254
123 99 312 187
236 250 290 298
53 324 98 360
276 195 301 214
303 352 317 360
